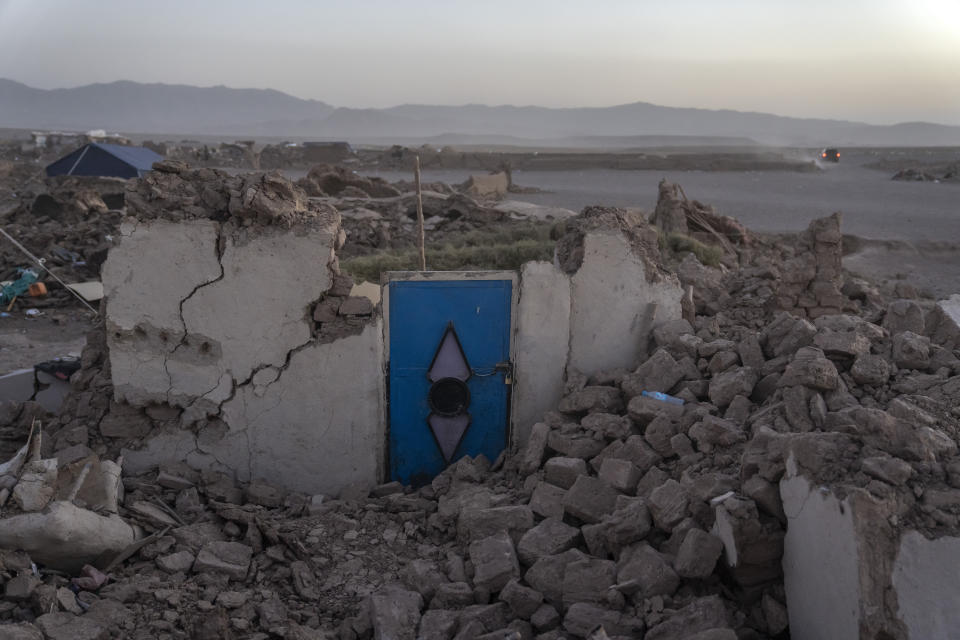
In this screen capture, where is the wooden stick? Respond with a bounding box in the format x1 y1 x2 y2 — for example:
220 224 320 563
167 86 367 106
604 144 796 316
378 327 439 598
5 296 16 312
100 526 171 573
414 155 426 271
65 462 92 502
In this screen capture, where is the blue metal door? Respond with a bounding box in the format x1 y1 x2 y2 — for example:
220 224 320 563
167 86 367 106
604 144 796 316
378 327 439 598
388 278 513 485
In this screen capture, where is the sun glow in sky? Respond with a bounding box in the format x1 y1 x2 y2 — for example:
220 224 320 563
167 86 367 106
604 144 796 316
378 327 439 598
0 0 957 124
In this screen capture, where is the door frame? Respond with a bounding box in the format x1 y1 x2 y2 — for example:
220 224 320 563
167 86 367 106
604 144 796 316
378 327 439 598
381 271 520 480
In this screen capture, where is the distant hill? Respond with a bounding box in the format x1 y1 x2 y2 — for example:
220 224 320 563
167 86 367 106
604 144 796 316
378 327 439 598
2 78 959 147
0 79 334 134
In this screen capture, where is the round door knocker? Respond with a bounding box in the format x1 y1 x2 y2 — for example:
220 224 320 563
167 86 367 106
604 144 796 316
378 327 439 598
428 376 471 416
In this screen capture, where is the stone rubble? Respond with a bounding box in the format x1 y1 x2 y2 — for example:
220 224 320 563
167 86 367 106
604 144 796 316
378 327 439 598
1 175 959 639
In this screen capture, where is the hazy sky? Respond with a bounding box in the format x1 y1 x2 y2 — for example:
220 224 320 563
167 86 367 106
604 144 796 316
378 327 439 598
1 0 958 124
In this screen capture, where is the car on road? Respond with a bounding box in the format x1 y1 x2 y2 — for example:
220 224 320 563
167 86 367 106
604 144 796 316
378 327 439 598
821 148 840 162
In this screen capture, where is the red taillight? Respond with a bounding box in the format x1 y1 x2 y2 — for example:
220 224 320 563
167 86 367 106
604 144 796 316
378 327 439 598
822 153 826 158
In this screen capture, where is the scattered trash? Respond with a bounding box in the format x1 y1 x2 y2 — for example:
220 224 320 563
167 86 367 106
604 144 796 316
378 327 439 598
0 267 39 306
65 281 104 302
641 389 685 405
24 308 42 317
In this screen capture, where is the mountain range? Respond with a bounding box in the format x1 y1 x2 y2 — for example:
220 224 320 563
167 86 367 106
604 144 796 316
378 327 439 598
2 78 959 147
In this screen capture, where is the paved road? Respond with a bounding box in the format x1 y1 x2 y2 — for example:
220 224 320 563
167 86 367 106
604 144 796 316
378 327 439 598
366 161 960 244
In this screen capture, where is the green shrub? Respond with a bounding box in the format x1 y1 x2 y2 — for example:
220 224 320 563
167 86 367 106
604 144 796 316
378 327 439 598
341 237 555 282
662 231 724 267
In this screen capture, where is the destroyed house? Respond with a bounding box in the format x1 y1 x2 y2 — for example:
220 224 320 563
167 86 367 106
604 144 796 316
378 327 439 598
45 142 164 179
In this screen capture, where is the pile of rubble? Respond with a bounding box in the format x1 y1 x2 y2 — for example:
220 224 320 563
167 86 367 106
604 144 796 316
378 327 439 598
296 165 401 200
0 175 125 308
892 165 960 183
2 174 960 639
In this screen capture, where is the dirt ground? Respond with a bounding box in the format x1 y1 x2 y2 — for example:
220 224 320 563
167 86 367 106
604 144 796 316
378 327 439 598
0 312 91 373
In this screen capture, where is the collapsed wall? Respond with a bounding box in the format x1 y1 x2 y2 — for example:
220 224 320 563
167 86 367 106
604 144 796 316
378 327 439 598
64 169 684 495
513 206 683 444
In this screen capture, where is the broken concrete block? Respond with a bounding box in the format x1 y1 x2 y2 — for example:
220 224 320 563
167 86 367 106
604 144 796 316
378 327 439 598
517 518 581 566
598 457 641 493
528 481 566 520
674 528 724 579
892 330 931 370
519 422 549 474
546 431 606 459
35 612 107 640
557 386 624 414
813 328 871 358
688 415 745 450
708 367 758 408
742 475 786 522
561 557 617 606
613 435 662 474
157 550 195 573
430 582 474 609
644 595 731 640
636 466 670 498
644 415 677 456
458 506 534 544
530 603 560 631
707 350 740 373
418 610 459 640
850 353 891 386
762 312 816 358
469 532 520 592
882 299 925 334
12 458 57 512
617 543 679 598
738 332 765 370
712 497 784 587
653 318 694 348
648 479 689 530
401 559 448 602
861 456 913 486
627 394 685 426
621 349 684 398
562 475 619 524
524 549 588 607
762 593 789 635
245 482 284 508
4 574 40 600
369 586 423 640
459 602 510 632
602 497 653 552
563 602 644 637
193 541 253 580
543 457 587 489
580 522 608 557
0 501 136 572
499 579 543 618
580 412 632 440
782 385 814 432
0 623 43 640
778 347 839 390
339 296 374 316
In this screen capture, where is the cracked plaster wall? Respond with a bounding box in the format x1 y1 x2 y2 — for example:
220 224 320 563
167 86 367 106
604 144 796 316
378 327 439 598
121 323 384 495
513 261 570 447
511 231 682 447
102 216 384 494
780 453 959 640
567 231 682 376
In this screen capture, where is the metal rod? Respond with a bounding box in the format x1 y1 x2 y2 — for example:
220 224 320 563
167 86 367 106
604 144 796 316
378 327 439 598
0 227 99 315
414 155 426 271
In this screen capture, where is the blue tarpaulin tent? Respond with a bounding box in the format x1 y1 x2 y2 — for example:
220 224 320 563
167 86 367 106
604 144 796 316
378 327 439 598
45 143 163 179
